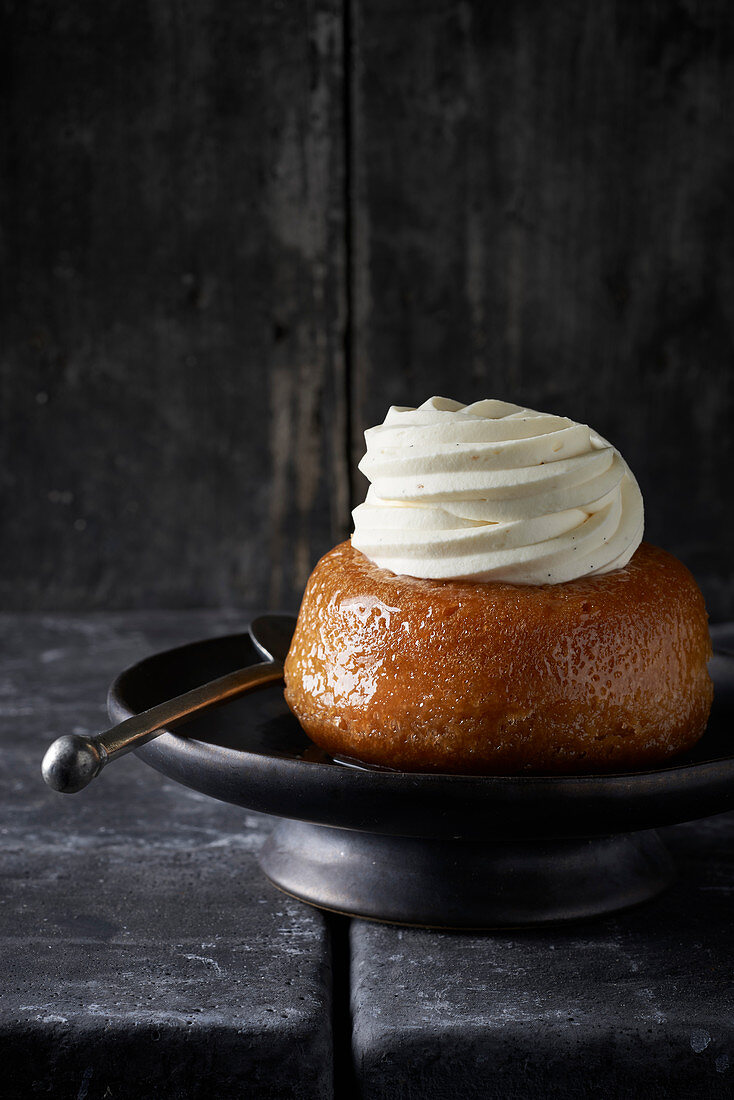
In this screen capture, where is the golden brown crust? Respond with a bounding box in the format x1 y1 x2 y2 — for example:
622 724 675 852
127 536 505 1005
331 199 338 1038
283 541 713 774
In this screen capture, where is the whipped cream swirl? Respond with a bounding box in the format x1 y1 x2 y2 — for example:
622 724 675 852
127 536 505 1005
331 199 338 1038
351 397 644 585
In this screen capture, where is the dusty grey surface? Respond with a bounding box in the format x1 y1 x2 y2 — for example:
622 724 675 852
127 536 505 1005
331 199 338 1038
2 1 733 616
3 611 734 1098
350 814 734 1099
0 612 333 1099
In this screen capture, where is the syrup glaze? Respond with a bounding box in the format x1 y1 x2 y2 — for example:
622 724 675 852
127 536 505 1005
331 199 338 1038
284 541 713 774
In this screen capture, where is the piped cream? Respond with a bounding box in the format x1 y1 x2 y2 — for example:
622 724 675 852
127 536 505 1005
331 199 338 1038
351 396 644 584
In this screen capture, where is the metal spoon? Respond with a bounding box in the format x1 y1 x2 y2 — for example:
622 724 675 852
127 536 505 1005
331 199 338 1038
41 614 296 794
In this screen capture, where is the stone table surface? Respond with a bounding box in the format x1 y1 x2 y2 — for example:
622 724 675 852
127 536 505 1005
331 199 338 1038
2 611 733 1099
1 611 334 1100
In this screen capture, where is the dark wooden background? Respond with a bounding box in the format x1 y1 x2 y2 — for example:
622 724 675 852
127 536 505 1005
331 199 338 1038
2 1 733 616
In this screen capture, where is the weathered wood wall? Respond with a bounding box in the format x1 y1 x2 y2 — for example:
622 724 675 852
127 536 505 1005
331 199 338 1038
1 0 347 612
2 1 733 615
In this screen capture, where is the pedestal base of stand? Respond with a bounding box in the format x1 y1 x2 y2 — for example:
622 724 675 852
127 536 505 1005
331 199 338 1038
259 820 675 928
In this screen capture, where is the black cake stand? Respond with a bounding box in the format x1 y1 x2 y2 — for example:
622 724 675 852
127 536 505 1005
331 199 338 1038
108 624 734 928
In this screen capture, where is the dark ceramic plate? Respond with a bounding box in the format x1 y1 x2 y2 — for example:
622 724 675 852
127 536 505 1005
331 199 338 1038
108 625 734 843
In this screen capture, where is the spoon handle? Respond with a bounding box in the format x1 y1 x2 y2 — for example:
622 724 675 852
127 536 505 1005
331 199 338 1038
42 660 283 794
